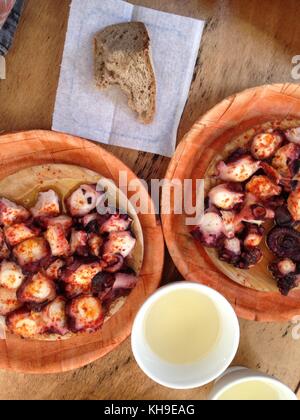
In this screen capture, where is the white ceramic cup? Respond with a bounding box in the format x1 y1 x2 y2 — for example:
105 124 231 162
131 282 240 389
209 367 298 400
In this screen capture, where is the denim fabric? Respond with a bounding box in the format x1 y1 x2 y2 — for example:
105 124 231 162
0 0 23 56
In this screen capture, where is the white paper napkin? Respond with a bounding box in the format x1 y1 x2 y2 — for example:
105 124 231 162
52 0 205 157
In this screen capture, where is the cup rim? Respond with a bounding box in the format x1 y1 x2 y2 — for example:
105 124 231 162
131 281 240 390
210 375 298 400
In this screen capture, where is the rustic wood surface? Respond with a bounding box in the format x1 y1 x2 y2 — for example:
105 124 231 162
0 0 300 400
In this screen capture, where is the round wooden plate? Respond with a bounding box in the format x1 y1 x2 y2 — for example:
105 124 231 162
162 83 300 322
0 130 164 373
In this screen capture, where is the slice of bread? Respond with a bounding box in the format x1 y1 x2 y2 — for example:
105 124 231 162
94 22 156 124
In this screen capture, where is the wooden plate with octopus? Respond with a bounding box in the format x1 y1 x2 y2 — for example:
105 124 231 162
162 83 300 322
0 130 164 373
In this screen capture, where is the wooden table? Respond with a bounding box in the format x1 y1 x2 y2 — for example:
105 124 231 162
0 0 300 400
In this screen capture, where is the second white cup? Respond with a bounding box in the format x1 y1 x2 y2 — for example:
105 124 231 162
209 367 298 400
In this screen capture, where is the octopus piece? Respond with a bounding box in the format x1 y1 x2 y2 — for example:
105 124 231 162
236 203 266 226
221 211 244 239
92 272 115 295
81 213 99 234
0 228 4 248
261 162 295 193
277 275 299 296
260 162 282 185
13 237 50 270
269 258 299 296
109 272 138 305
45 224 70 257
277 259 297 276
4 223 40 247
208 184 245 210
218 238 242 266
62 260 103 298
285 127 300 145
64 284 85 300
264 195 286 211
112 272 138 292
45 259 65 281
246 176 282 200
88 233 103 257
42 296 69 336
17 272 56 305
70 229 89 256
102 254 125 273
81 213 110 232
288 186 300 221
0 198 30 226
192 212 225 248
224 238 241 255
66 185 105 217
67 295 104 333
267 227 300 262
243 224 265 248
0 261 24 290
100 271 138 305
42 215 73 232
30 190 60 219
0 241 10 261
251 132 283 160
216 154 261 183
236 247 263 270
272 143 300 178
100 214 132 234
235 194 275 226
275 206 294 227
0 287 22 316
82 213 99 228
103 231 136 258
6 309 46 338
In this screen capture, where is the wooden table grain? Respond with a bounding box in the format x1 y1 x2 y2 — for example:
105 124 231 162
0 0 300 400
